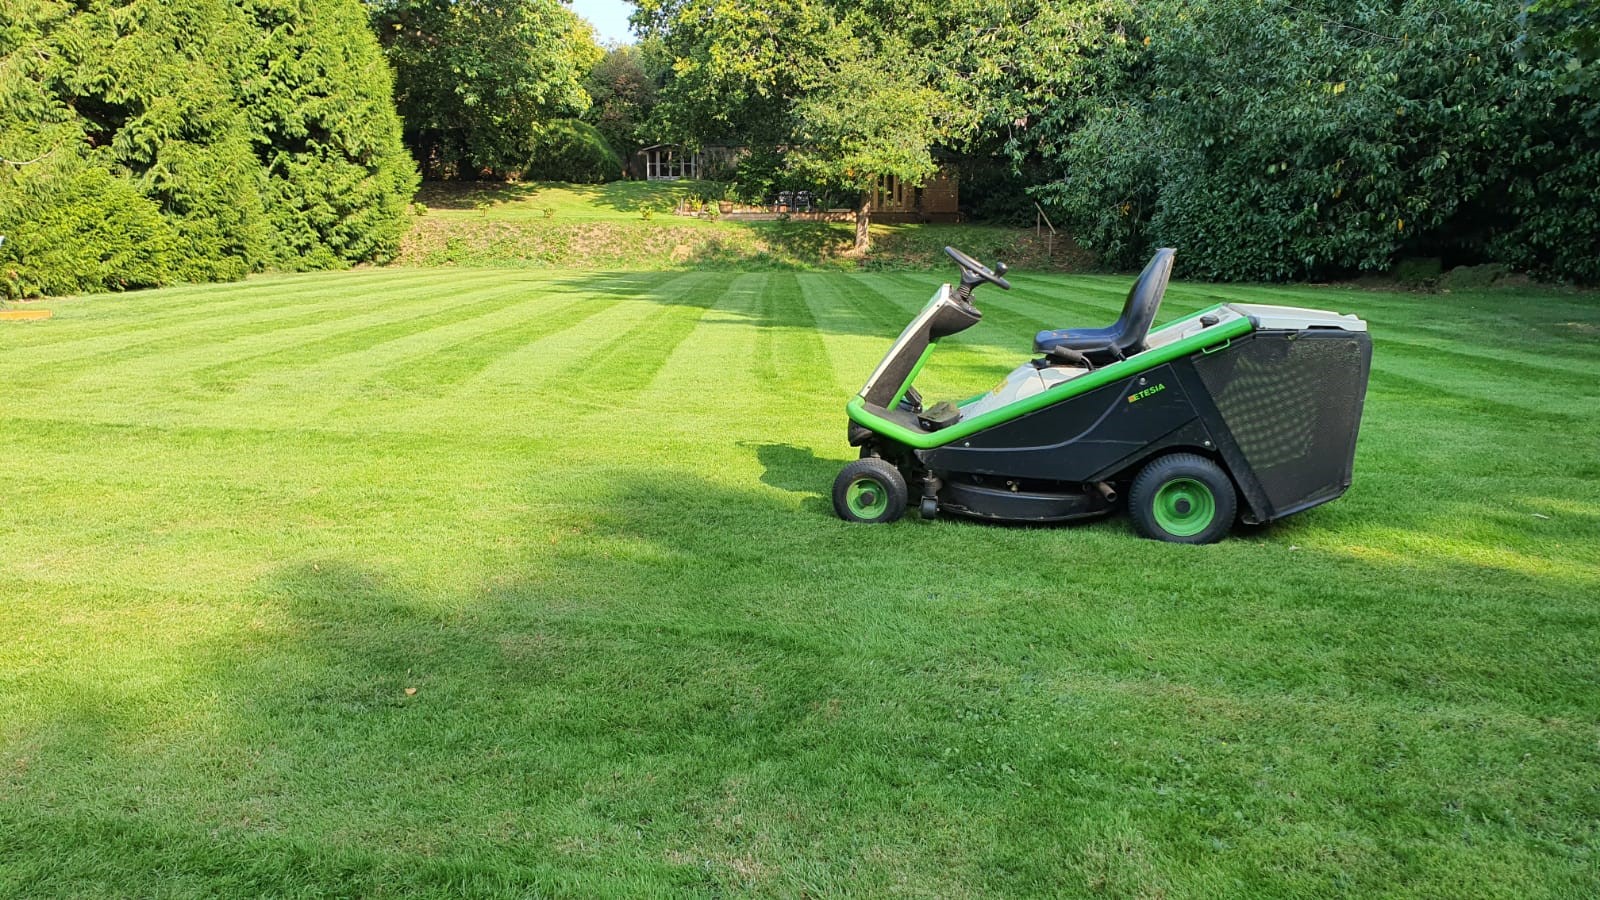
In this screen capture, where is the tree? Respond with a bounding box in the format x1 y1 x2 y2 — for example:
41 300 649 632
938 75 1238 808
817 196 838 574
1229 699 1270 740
1 0 271 290
1500 0 1600 281
635 0 1138 251
371 0 602 178
635 0 969 253
1033 0 1600 282
788 31 959 252
582 42 662 159
239 0 420 268
0 0 417 298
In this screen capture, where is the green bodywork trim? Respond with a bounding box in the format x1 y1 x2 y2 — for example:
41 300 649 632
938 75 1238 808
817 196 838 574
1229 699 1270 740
889 343 937 409
847 305 1251 450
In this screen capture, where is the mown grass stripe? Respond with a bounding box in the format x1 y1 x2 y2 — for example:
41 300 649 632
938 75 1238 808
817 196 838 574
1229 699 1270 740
424 271 728 431
220 282 596 421
1375 334 1600 386
794 274 910 395
843 274 1015 396
761 271 834 401
988 279 1124 323
367 290 631 397
6 273 519 387
555 271 736 416
1 268 490 351
168 281 544 395
877 272 1073 340
1368 365 1587 427
625 272 773 437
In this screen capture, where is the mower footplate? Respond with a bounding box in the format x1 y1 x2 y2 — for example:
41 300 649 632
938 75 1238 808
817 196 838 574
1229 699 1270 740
939 480 1110 523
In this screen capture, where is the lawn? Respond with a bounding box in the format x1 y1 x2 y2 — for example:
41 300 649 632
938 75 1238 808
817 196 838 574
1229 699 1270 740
415 180 714 221
2 268 1597 896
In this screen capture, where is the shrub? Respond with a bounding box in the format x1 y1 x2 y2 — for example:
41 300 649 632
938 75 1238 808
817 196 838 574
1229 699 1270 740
524 120 624 184
0 0 416 298
0 165 178 299
1037 0 1600 282
1439 263 1509 291
239 0 420 269
40 0 274 283
1392 258 1443 290
729 146 788 205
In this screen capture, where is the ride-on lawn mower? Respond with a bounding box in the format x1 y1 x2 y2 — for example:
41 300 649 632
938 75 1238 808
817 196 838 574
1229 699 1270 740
832 247 1372 543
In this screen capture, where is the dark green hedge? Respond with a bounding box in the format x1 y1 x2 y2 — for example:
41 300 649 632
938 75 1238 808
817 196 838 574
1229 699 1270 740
0 0 417 299
1036 0 1599 283
524 120 624 184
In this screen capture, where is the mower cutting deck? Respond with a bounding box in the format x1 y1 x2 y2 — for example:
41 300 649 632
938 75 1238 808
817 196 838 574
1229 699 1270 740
832 247 1372 543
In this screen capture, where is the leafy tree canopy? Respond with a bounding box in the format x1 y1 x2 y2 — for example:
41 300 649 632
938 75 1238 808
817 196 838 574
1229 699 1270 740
634 0 1125 251
582 43 666 159
371 0 603 178
1030 0 1599 283
634 0 943 251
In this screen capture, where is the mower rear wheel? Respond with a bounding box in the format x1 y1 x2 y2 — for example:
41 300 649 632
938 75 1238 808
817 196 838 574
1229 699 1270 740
1129 453 1237 544
833 458 908 524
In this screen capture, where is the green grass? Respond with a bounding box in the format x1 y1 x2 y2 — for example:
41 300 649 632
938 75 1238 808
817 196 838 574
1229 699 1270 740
2 269 1598 897
415 180 714 222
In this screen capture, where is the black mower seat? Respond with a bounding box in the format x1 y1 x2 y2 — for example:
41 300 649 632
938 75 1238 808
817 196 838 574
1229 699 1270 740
1034 248 1174 366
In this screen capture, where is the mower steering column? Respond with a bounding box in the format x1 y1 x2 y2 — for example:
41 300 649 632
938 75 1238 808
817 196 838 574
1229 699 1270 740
945 245 1011 302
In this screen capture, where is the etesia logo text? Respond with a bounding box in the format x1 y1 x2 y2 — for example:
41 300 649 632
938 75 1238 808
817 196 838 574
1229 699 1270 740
1128 383 1166 403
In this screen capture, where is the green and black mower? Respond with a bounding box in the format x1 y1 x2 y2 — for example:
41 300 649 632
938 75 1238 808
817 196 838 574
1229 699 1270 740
832 247 1372 543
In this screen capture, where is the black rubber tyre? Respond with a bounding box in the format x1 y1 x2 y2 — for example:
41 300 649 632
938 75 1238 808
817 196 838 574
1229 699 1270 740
1128 452 1238 544
832 458 908 524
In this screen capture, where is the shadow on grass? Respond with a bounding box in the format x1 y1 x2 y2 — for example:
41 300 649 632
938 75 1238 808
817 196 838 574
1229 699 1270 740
749 442 835 495
747 442 836 518
413 182 540 210
6 466 1600 894
564 180 707 215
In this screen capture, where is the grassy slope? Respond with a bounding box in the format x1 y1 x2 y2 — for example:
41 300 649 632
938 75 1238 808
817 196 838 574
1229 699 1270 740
2 269 1598 897
400 181 1076 271
414 180 711 221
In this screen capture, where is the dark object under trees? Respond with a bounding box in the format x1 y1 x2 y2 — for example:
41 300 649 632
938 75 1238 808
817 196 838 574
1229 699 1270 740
524 120 624 184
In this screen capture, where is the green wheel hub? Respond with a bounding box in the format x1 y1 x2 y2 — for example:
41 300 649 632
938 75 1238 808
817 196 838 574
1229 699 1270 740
845 477 890 519
1151 477 1216 537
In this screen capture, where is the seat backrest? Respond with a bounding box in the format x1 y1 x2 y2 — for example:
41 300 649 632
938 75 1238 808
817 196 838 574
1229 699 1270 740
1114 248 1175 356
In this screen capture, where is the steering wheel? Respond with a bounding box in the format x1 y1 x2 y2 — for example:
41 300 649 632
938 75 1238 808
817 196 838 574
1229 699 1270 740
944 246 1011 291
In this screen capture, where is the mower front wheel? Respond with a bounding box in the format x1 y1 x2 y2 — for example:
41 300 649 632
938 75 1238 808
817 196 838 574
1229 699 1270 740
1129 453 1237 544
833 458 908 524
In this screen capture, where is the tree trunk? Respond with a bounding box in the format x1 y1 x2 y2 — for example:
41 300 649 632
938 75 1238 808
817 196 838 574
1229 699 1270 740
854 193 871 254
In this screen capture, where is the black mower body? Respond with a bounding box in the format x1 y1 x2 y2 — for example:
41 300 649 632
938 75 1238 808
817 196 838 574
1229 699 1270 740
903 329 1372 525
840 249 1373 534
